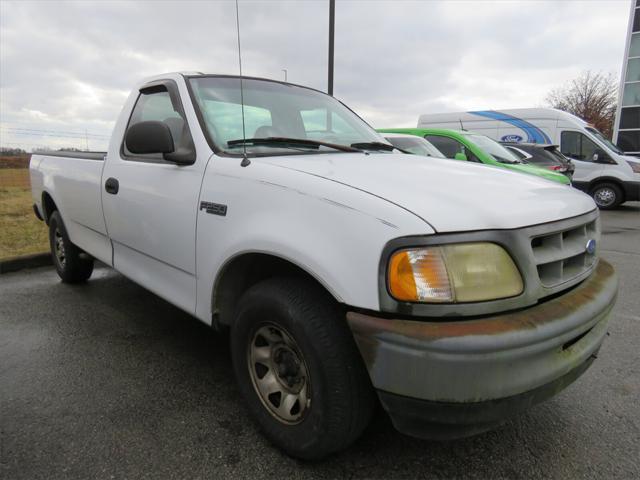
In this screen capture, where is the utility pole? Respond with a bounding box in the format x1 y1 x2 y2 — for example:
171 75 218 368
328 0 335 96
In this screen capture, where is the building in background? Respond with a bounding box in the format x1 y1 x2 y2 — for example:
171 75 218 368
614 0 640 156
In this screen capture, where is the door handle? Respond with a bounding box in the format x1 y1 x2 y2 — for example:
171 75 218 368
105 177 119 195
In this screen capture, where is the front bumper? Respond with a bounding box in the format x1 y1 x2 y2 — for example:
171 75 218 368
347 259 618 439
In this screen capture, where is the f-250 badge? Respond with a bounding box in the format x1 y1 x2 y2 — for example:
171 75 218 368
200 201 227 216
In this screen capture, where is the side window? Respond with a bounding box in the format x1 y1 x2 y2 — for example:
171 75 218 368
425 135 480 162
124 89 191 160
560 131 600 162
560 131 581 160
463 147 481 163
424 135 461 158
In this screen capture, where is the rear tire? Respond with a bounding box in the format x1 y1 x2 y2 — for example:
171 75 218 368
230 277 374 460
590 182 623 209
48 211 94 283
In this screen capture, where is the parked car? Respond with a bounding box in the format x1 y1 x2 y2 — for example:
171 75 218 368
417 108 640 208
30 73 617 459
379 128 570 184
502 142 575 179
379 131 446 158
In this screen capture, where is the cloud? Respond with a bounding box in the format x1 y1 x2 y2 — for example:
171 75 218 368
0 0 630 151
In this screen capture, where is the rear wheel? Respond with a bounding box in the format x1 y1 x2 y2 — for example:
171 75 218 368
230 277 374 460
590 182 623 210
48 211 94 283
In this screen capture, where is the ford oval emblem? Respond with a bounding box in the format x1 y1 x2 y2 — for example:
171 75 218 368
586 239 597 255
501 134 523 142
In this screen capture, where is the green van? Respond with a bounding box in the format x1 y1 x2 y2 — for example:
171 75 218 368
378 128 570 185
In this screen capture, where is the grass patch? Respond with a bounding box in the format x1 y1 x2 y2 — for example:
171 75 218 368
0 168 49 260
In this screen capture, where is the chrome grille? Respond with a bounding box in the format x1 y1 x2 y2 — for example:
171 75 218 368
531 218 599 287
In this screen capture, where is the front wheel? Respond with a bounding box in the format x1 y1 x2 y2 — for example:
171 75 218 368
230 277 374 460
590 182 623 209
48 211 94 283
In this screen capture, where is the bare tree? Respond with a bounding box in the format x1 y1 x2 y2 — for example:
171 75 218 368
546 71 618 138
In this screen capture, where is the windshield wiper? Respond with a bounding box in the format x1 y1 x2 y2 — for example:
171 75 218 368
227 137 361 153
350 141 395 152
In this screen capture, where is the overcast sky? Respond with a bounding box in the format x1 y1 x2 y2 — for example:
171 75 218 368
0 0 631 151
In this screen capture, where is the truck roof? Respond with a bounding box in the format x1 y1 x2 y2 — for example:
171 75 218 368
138 72 329 97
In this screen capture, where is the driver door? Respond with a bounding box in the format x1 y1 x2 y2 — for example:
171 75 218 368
101 80 204 313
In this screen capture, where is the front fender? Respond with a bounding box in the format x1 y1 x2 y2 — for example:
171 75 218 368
193 157 431 323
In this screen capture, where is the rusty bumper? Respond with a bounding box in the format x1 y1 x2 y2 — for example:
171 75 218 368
347 260 617 438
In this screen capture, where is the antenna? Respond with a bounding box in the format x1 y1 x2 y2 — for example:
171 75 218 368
459 119 466 131
235 0 250 167
328 0 335 95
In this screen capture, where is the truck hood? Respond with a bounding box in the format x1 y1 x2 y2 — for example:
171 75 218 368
259 153 595 232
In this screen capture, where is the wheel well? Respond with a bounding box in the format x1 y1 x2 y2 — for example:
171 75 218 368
212 253 338 328
41 192 57 224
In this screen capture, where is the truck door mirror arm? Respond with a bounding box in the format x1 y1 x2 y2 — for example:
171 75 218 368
164 148 196 165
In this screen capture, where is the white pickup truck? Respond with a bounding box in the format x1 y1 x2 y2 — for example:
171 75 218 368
30 73 618 459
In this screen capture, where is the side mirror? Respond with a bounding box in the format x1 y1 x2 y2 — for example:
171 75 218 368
454 152 468 161
125 121 195 165
126 121 174 155
592 149 615 165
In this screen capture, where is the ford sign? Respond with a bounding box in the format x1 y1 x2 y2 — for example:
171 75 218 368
501 134 523 142
586 239 597 255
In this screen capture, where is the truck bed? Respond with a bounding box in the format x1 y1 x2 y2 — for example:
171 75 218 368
30 151 112 266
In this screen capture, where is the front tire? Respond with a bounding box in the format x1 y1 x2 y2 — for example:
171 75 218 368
590 182 623 209
48 211 94 283
230 277 374 460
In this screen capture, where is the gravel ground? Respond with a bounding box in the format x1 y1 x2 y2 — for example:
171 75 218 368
1 204 639 479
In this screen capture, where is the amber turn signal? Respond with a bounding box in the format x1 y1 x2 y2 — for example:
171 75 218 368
387 243 523 303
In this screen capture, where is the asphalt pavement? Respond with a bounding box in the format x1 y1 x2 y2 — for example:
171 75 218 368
1 204 639 479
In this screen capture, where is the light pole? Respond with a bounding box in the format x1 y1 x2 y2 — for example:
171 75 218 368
328 0 335 96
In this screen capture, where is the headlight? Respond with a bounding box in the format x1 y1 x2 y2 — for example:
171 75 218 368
387 242 523 303
627 161 640 174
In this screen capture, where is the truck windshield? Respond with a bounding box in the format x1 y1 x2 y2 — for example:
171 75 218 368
585 127 623 155
466 134 522 164
188 76 387 155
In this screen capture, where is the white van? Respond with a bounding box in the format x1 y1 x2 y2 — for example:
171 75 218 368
417 108 640 208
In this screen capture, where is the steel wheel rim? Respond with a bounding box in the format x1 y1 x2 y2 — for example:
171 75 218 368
54 228 66 267
594 188 615 207
247 323 311 424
